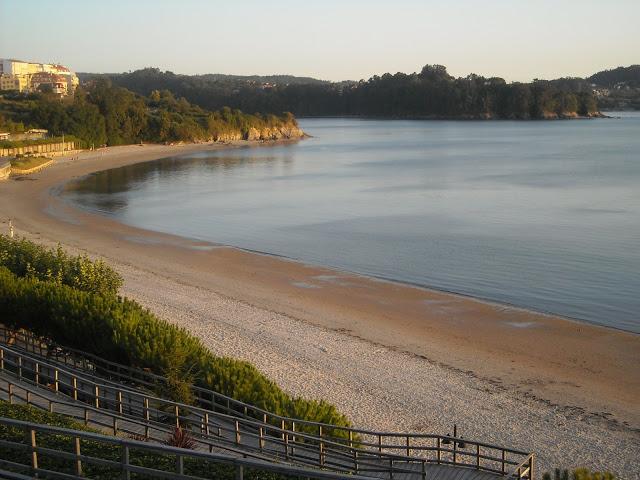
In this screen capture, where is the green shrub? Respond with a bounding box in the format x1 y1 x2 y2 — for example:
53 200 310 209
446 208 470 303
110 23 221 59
543 468 616 480
0 267 351 432
0 235 123 296
572 469 616 480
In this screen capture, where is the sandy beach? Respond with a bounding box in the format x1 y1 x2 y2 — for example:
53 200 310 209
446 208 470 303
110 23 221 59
0 143 638 478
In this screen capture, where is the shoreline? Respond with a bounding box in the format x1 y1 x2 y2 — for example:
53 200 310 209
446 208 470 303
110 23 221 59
296 113 610 120
0 142 638 477
58 188 637 336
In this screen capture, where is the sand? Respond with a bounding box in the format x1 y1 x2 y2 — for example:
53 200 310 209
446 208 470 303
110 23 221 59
0 143 638 478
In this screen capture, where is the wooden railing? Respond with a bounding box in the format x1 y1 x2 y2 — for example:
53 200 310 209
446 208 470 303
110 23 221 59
0 326 535 478
0 417 375 480
0 345 434 479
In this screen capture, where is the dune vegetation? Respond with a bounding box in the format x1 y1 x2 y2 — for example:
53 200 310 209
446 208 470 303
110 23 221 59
0 235 351 432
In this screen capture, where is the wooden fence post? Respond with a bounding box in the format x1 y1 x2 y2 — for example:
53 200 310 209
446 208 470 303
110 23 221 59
204 413 210 437
453 438 457 464
176 455 184 475
74 437 82 476
144 398 150 439
72 377 78 401
30 429 38 473
284 425 289 458
122 445 130 480
235 420 241 444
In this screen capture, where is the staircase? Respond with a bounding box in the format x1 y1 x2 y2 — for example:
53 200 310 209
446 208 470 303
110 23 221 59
0 326 534 480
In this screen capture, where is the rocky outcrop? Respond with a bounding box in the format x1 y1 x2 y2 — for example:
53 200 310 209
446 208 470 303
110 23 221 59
211 122 306 143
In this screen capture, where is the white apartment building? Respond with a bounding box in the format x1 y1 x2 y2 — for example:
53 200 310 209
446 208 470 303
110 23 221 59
0 58 79 95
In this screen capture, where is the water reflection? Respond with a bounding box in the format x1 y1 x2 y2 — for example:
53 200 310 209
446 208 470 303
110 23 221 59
63 117 640 332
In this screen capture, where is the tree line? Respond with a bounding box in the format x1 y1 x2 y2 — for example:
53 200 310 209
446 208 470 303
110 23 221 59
0 80 300 148
81 65 601 119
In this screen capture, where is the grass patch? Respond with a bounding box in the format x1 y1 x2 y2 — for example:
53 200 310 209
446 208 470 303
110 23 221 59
10 156 52 171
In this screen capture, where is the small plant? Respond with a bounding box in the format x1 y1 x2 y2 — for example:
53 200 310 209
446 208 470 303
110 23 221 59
156 343 197 405
128 432 149 442
543 468 617 480
164 427 196 450
573 468 616 480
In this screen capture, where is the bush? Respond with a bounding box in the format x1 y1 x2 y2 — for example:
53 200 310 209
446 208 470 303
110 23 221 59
0 235 122 296
543 468 616 480
0 267 351 432
164 427 196 449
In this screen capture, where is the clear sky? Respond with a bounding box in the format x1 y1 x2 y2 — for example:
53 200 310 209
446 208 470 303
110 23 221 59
2 0 638 82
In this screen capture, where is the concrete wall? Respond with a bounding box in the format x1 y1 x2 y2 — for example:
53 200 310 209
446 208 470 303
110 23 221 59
10 159 54 176
0 160 10 180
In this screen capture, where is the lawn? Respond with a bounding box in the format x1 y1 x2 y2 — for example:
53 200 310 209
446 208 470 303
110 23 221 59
10 156 52 171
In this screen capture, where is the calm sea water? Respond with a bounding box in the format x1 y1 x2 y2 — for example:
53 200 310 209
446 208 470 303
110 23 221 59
63 115 640 333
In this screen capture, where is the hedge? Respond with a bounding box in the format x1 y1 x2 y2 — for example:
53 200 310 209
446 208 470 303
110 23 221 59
0 235 122 296
0 266 351 430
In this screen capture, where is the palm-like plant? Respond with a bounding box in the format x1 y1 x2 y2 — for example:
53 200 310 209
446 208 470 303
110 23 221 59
164 426 196 450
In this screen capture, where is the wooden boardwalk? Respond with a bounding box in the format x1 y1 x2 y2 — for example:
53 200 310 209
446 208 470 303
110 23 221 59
0 336 533 480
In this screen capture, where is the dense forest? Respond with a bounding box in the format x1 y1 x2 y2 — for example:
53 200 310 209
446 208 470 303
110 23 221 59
0 80 303 147
80 64 605 119
587 65 640 110
588 65 640 88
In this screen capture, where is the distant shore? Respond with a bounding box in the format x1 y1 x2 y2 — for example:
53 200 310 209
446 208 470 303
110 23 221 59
297 112 610 120
0 141 638 477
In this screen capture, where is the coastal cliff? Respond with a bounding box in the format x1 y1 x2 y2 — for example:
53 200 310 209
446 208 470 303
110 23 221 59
212 122 306 142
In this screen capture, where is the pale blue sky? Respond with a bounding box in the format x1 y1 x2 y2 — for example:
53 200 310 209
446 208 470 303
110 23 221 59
1 0 638 81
